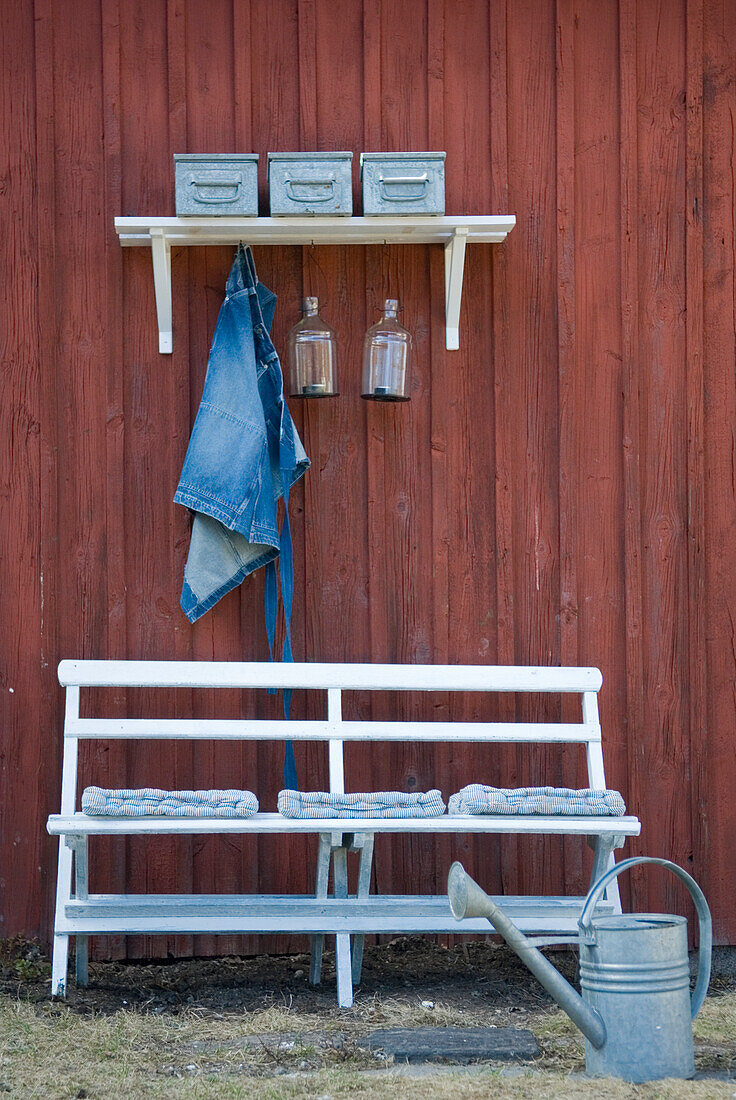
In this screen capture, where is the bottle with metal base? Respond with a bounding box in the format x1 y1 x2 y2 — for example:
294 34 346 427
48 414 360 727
361 299 411 402
288 297 338 398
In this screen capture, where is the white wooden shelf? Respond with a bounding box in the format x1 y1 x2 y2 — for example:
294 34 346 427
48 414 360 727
114 214 516 353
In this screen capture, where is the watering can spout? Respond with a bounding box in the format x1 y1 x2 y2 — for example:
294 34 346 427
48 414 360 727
447 862 607 1050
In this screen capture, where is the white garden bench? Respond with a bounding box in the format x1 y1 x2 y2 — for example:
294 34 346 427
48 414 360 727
47 660 640 1006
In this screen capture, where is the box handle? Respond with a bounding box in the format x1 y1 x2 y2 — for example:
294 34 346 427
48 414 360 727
190 177 242 204
285 174 337 202
378 172 429 200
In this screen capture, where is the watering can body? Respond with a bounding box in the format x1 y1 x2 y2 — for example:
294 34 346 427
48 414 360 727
448 856 712 1082
580 911 694 1079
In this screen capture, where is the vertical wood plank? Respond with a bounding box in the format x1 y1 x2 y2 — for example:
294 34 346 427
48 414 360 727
554 0 579 897
426 0 455 904
165 0 196 961
249 0 305 949
361 0 391 904
232 0 264 957
34 0 62 947
685 0 707 906
118 0 185 959
619 0 645 913
97 0 130 961
570 0 627 900
505 0 561 900
183 0 242 958
49 0 111 956
701 0 736 941
489 0 520 903
0 0 42 942
635 0 692 915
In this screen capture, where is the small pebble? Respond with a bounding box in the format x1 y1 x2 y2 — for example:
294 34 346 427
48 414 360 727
294 969 305 978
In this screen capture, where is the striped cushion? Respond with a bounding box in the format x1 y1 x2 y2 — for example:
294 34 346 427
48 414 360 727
448 785 626 817
278 789 446 819
81 786 259 818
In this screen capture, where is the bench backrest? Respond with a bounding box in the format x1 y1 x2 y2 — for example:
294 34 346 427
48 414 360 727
57 661 607 813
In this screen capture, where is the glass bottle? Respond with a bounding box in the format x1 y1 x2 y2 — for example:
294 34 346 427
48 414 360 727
287 297 338 397
361 299 411 401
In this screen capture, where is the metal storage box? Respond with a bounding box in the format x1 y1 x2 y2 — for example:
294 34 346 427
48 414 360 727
175 154 259 217
361 152 446 215
268 152 353 216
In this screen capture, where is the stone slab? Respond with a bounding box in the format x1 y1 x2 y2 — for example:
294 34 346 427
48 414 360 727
361 1026 540 1064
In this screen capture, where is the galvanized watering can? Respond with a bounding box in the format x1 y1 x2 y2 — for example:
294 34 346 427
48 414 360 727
448 857 712 1081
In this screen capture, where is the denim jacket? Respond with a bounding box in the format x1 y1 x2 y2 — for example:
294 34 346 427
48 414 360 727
174 245 310 623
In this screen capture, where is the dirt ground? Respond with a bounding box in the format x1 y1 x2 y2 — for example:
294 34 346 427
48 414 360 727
1 936 735 1099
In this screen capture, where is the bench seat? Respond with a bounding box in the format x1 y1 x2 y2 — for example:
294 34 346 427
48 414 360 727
48 811 641 837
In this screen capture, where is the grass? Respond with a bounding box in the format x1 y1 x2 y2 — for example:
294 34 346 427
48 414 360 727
1 938 733 1098
0 992 735 1100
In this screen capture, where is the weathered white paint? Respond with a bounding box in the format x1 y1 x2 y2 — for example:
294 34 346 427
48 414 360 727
48 812 641 837
58 659 602 692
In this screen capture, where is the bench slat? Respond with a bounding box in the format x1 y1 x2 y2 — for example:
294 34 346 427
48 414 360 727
58 659 603 693
58 893 615 936
66 718 600 743
47 812 641 836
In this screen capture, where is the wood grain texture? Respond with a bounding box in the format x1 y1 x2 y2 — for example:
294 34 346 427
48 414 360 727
2 0 736 950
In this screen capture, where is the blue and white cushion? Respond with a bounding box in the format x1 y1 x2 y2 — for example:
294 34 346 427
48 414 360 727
278 789 446 819
81 787 259 818
448 785 626 817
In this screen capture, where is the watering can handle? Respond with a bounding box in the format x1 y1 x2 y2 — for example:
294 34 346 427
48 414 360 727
578 855 712 1019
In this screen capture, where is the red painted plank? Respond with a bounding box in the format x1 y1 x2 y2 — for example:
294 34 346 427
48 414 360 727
685 0 707 925
618 0 645 917
505 0 562 901
0 0 42 942
570 0 628 899
634 0 692 919
35 0 63 948
701 0 736 941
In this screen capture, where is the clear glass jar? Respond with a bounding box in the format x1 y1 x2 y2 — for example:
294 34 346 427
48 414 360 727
287 297 338 397
361 299 411 401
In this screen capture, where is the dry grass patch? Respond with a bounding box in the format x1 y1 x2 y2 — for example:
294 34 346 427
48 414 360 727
1 993 735 1100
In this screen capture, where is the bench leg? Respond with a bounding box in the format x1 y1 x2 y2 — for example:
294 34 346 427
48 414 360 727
332 845 353 1008
51 834 76 997
309 833 332 986
73 836 89 988
51 934 70 998
588 834 624 914
351 832 374 987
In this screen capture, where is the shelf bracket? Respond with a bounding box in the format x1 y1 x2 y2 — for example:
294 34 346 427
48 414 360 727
150 228 173 354
444 226 469 351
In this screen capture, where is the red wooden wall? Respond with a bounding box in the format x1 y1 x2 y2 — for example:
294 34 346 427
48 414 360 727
2 0 736 954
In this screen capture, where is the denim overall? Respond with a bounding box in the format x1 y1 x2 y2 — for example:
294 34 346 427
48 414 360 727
175 245 310 785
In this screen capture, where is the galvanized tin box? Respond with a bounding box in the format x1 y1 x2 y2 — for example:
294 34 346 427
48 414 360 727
361 152 446 215
268 152 353 216
174 154 259 217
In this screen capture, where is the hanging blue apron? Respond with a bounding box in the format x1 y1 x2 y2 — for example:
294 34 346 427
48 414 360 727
174 245 309 787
